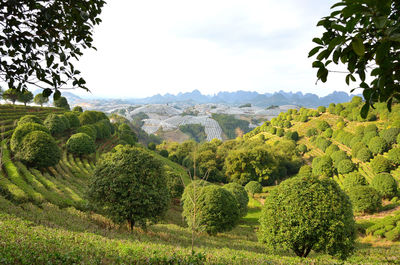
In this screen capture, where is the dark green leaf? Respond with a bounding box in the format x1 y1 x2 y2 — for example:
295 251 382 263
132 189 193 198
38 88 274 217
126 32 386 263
308 46 323 57
360 103 369 119
42 88 52 97
351 38 365 56
53 90 61 101
312 38 324 45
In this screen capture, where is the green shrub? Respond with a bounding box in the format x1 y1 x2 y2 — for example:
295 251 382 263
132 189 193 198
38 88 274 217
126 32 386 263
306 128 318 137
371 173 398 199
76 125 96 140
58 114 70 130
370 156 391 174
298 165 312 178
350 136 363 150
269 127 277 134
54 96 70 110
64 112 80 128
356 148 372 162
342 172 367 191
17 115 42 126
318 120 331 131
276 128 284 137
368 136 388 155
66 133 95 156
296 144 307 154
10 122 49 152
323 128 333 138
93 119 112 139
299 115 308 122
117 124 137 145
388 148 400 165
352 142 367 157
44 114 66 135
315 136 331 152
159 149 169 158
88 145 170 229
348 186 381 214
244 181 262 196
379 128 400 145
362 131 378 144
16 131 61 168
331 150 349 168
148 142 156 150
164 168 184 199
317 106 326 113
258 176 355 259
364 124 378 134
284 131 298 141
72 106 83 112
327 103 336 114
325 144 340 156
182 184 239 235
79 110 108 125
397 133 400 146
337 159 355 175
354 125 365 136
312 156 334 177
335 104 345 115
223 183 249 217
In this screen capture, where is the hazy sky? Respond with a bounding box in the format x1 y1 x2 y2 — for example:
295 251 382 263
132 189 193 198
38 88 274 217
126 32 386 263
73 0 353 99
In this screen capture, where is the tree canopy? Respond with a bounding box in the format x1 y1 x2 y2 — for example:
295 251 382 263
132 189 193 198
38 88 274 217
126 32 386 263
0 1 105 98
310 0 400 117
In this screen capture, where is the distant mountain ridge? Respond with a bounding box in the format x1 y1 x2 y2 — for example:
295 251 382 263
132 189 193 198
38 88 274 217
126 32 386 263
123 90 359 107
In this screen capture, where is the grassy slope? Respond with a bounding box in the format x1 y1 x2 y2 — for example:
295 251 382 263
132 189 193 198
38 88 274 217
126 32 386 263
0 105 399 264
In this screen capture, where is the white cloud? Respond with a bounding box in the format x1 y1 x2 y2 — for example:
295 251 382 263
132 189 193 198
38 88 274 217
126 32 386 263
74 0 353 99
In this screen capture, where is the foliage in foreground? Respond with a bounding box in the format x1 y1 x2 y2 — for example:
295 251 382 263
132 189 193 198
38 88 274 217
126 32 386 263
259 176 356 259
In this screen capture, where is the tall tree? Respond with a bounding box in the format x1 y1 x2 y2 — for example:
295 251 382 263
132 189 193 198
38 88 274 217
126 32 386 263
54 96 70 110
0 1 105 99
34 93 49 107
2 88 20 104
18 90 33 106
310 0 400 117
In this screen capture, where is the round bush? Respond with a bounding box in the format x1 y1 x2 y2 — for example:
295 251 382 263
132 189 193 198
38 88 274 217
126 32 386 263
371 173 398 199
159 149 169 158
379 127 400 145
66 133 95 156
44 114 66 135
76 125 97 140
342 172 367 191
352 142 367 157
325 144 340 156
94 119 112 139
388 148 400 165
72 106 83 112
315 136 331 152
323 128 333 138
370 156 391 174
356 148 372 162
88 145 170 229
364 124 378 134
258 176 355 259
223 183 249 217
148 142 156 150
331 150 349 168
318 120 331 131
312 156 334 177
362 131 378 144
296 144 307 154
64 112 80 128
350 136 363 150
16 131 61 168
10 122 49 152
59 114 70 130
298 165 312 178
244 181 262 196
164 168 184 199
337 159 355 175
347 186 381 214
306 128 318 137
276 128 284 137
17 115 42 126
368 136 388 155
317 106 326 113
182 184 240 235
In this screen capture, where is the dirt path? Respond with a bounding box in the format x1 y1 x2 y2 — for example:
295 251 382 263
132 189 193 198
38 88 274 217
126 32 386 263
356 205 400 220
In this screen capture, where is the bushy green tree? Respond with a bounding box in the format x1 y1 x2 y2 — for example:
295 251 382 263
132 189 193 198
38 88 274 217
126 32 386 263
93 119 112 139
370 156 391 174
315 136 331 152
371 173 398 199
296 144 307 155
44 114 66 135
388 148 400 165
72 106 83 112
64 112 80 128
368 136 388 155
356 148 372 162
16 131 61 168
148 142 156 150
362 131 378 144
352 142 367 157
2 88 20 104
54 96 70 110
342 172 367 192
182 184 239 235
259 176 355 259
312 156 334 177
88 145 170 230
159 149 169 158
34 93 49 107
317 106 326 113
164 167 184 199
17 90 33 106
76 125 97 140
379 128 400 145
331 150 349 168
118 123 137 145
67 133 95 156
244 181 263 196
347 186 381 214
58 114 70 130
337 159 355 175
10 122 49 152
17 115 42 126
223 183 249 217
306 128 318 137
298 165 312 178
317 120 331 131
325 144 340 156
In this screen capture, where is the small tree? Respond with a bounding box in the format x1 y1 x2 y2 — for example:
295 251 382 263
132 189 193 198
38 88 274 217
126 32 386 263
370 156 391 174
258 176 355 259
342 172 367 192
368 136 388 155
88 145 170 230
17 90 33 106
182 184 239 235
10 122 49 152
244 181 262 196
371 173 398 199
72 106 83 112
223 183 249 217
347 186 381 214
388 148 400 165
33 93 49 107
54 96 70 110
337 159 355 175
44 114 66 135
16 131 61 168
312 156 334 177
317 120 330 131
2 88 20 104
66 133 95 156
17 115 43 126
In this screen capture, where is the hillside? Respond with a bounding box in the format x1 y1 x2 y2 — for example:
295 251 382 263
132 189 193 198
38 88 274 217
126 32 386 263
1 104 400 264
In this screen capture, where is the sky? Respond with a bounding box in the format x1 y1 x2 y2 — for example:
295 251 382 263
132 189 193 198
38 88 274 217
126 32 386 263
73 0 354 99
